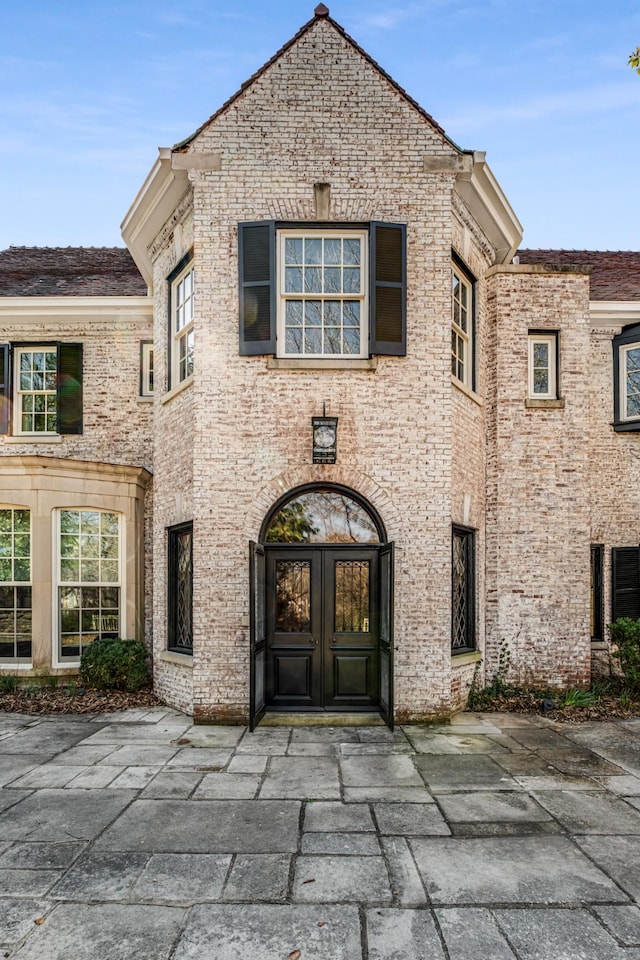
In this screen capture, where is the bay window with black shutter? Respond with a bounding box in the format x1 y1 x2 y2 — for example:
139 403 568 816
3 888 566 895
238 221 406 358
0 343 83 436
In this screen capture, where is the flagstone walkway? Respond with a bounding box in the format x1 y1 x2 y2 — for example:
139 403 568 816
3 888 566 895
2 708 640 958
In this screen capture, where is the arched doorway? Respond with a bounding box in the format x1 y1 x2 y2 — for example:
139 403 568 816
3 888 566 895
250 484 394 729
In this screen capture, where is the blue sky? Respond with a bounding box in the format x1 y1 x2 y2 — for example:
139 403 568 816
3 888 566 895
1 1 639 251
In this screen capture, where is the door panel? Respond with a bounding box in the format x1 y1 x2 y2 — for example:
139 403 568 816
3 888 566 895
323 549 379 708
379 542 394 729
266 549 322 707
264 545 384 712
249 542 266 731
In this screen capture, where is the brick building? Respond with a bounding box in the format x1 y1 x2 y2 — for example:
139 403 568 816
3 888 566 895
0 7 639 723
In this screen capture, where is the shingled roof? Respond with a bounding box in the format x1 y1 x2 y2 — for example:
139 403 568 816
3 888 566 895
0 246 147 297
518 249 640 301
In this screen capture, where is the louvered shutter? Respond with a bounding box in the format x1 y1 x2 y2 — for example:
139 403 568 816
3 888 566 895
57 343 83 434
239 221 276 356
369 222 406 356
0 345 10 434
612 546 640 621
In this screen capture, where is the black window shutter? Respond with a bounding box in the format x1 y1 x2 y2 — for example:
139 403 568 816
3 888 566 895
612 546 640 621
0 344 10 435
369 222 406 356
239 221 276 356
57 343 83 434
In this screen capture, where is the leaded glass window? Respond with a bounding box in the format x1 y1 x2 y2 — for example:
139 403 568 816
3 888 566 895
279 231 367 358
452 526 475 653
58 510 121 661
335 560 370 633
0 508 31 661
168 522 193 653
275 560 311 633
623 344 640 420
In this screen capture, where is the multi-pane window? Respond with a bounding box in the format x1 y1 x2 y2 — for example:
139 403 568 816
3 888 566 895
140 341 154 397
452 526 475 653
0 508 31 661
168 522 193 653
613 325 640 431
278 231 367 358
451 265 473 388
15 347 57 434
528 332 558 399
170 260 195 386
58 510 121 661
620 343 640 421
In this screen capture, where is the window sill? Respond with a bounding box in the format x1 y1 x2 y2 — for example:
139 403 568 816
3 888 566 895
3 434 63 444
138 396 154 404
0 662 33 671
612 419 640 433
451 649 482 667
268 357 378 372
159 649 194 668
525 398 565 409
161 375 193 405
451 376 482 406
590 640 608 649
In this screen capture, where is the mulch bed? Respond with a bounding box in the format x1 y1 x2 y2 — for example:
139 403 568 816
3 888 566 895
0 688 160 716
470 691 640 723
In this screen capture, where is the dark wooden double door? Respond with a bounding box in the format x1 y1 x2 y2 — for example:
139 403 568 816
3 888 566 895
250 542 393 726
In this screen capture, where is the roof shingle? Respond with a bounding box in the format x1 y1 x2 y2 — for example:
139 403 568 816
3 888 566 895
517 249 640 301
0 246 147 297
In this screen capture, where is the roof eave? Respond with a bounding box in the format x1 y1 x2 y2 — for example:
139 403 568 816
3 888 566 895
455 152 523 264
589 300 640 327
121 149 190 288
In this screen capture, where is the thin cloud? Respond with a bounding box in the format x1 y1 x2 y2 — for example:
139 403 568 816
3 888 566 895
445 81 640 130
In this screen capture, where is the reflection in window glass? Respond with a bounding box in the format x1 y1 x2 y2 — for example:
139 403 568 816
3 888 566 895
0 508 31 661
275 560 311 632
335 561 369 632
58 510 120 660
266 490 380 543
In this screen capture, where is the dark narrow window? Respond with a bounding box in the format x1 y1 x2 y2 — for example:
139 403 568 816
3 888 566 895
612 546 640 621
590 544 604 641
452 525 476 653
168 522 193 654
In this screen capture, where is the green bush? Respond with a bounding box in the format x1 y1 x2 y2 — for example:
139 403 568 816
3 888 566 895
80 638 150 692
609 618 640 693
0 674 18 693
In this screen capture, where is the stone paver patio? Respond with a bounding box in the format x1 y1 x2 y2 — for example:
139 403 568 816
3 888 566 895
1 708 640 957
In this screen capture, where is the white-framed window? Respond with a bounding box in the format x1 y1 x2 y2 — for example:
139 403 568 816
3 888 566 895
0 507 31 662
619 342 640 423
277 230 368 358
528 332 558 399
451 265 473 388
170 259 195 386
56 509 122 663
15 346 57 435
140 341 154 397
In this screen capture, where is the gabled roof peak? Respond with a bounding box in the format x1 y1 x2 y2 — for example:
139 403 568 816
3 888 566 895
173 8 452 152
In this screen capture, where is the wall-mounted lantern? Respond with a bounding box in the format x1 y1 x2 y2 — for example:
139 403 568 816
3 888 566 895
312 415 338 464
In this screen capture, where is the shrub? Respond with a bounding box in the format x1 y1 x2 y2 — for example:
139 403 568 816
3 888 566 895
80 638 150 692
0 674 18 693
609 618 640 693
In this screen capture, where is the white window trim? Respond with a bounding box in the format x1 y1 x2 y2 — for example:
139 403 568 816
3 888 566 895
171 260 195 387
451 266 473 389
13 345 58 437
0 506 32 666
140 341 154 398
620 342 640 422
528 333 557 400
52 509 125 669
277 229 368 360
